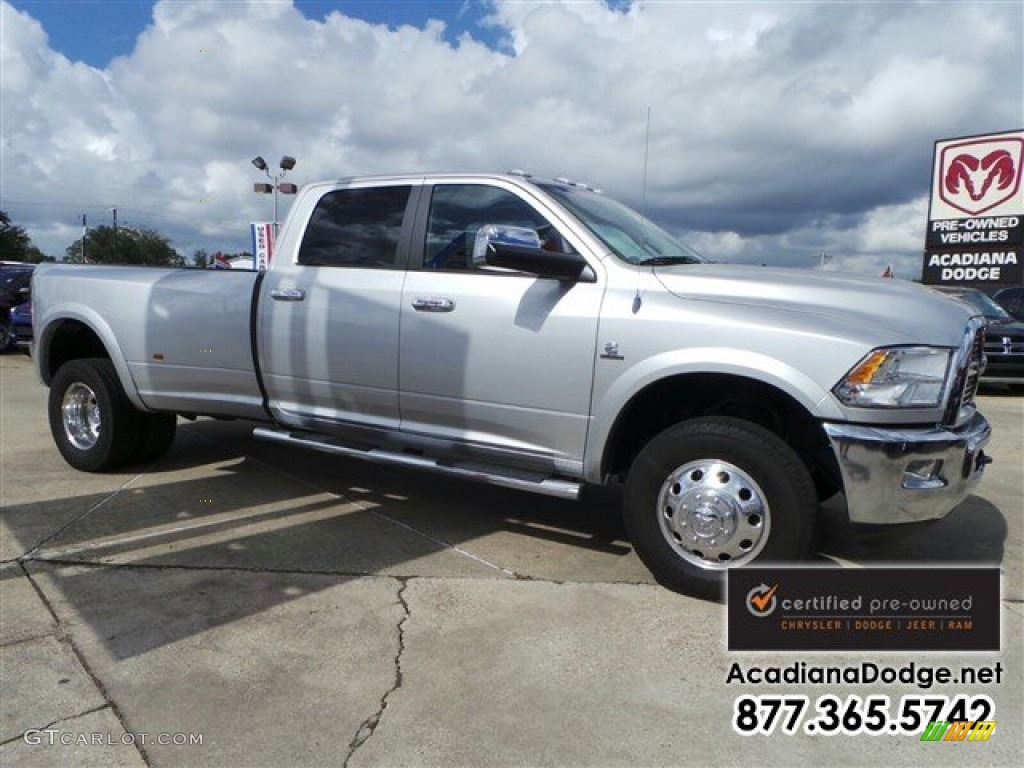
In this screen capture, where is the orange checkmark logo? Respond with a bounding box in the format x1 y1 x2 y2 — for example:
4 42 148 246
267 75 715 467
748 583 779 616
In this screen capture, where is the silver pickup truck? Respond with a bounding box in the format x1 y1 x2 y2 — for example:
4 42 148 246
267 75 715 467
33 172 992 596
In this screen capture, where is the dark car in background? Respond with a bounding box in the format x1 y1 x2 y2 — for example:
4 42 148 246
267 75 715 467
10 301 32 346
934 286 1024 387
993 286 1024 322
0 262 35 352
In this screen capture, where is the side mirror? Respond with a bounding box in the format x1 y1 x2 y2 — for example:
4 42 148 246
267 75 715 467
472 224 593 282
471 225 541 263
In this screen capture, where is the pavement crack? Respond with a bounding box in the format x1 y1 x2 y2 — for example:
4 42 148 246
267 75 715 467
0 705 111 747
20 473 143 559
23 557 663 591
0 632 60 650
22 556 402 580
189 425 527 581
343 578 410 768
366 507 524 579
19 563 153 767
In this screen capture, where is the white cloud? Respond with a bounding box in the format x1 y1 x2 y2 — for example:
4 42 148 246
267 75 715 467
684 194 932 278
0 0 1020 269
852 197 930 255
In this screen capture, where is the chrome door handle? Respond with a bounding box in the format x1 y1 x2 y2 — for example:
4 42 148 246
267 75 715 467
411 297 455 312
270 288 305 301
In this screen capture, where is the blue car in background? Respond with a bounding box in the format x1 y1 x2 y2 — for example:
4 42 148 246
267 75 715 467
1 261 35 352
994 286 1024 322
934 285 1024 388
10 300 32 346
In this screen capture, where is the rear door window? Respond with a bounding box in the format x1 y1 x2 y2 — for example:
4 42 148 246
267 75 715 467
298 186 412 268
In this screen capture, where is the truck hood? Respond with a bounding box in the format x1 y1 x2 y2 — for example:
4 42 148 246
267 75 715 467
652 264 976 347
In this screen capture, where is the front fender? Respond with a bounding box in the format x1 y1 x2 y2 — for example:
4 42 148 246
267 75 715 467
583 347 841 482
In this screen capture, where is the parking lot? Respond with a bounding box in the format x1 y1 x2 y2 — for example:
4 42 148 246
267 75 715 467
1 351 1021 767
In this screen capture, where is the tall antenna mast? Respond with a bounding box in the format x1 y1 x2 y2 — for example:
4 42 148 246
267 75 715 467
641 106 651 246
633 106 652 315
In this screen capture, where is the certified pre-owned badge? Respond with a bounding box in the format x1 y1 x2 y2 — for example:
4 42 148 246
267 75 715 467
746 583 778 618
727 567 1000 652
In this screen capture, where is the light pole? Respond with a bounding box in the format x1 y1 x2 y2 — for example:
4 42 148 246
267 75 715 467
110 206 118 263
252 155 298 234
80 213 88 263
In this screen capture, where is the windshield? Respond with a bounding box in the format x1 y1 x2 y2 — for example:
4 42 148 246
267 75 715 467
539 183 705 266
942 289 1014 321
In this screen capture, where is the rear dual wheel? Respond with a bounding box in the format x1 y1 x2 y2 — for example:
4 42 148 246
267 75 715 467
136 412 178 463
48 358 176 471
624 416 817 600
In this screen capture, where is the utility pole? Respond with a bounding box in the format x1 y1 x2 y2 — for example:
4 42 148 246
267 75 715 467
111 207 118 262
81 213 88 263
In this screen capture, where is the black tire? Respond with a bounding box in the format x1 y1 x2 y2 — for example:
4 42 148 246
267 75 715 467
135 412 178 463
0 321 13 353
624 416 817 600
48 358 140 472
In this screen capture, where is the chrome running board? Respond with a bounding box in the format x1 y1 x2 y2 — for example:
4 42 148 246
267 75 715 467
252 427 582 500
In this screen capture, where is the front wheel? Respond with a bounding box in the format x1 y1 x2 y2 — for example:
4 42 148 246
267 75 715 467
48 358 141 471
624 416 817 599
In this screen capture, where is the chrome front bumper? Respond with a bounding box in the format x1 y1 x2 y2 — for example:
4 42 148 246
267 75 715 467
823 412 992 525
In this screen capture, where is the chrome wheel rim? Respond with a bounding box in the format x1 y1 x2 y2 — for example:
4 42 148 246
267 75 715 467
62 382 101 450
657 459 770 570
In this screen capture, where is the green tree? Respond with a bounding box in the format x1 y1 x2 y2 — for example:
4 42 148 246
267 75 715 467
0 211 51 262
66 225 183 266
24 247 53 262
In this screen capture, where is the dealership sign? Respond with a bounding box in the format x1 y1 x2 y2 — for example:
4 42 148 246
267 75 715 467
250 222 274 271
923 130 1023 286
937 136 1022 216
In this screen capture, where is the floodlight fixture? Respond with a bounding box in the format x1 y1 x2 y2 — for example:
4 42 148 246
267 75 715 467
251 152 298 234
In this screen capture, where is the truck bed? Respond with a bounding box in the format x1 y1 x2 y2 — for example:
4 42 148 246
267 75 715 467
33 265 266 419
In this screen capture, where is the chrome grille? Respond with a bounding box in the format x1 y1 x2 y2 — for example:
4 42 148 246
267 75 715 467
962 328 985 403
943 320 986 427
983 336 1024 356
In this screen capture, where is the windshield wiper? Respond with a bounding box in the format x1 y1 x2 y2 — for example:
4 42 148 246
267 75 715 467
637 256 702 266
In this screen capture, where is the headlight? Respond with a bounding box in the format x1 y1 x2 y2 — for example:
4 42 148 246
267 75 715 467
834 347 952 408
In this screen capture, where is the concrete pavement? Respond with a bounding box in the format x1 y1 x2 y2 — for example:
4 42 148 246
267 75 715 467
2 352 1021 767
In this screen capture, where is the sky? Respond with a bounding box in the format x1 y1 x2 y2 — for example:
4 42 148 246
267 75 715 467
1 0 1021 277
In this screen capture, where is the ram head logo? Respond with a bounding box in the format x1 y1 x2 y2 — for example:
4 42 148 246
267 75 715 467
939 138 1023 215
